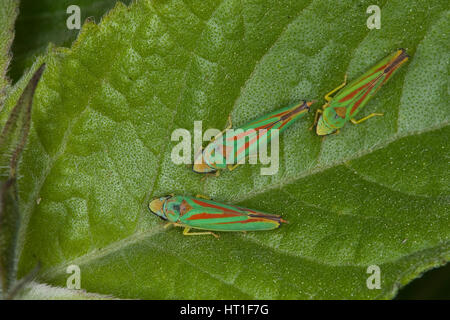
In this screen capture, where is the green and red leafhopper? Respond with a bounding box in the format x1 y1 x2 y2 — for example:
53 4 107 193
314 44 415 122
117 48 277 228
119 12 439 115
149 195 287 238
311 49 409 135
193 100 314 175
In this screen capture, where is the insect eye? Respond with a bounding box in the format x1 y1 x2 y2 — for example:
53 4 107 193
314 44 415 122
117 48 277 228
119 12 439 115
173 204 180 212
334 114 340 119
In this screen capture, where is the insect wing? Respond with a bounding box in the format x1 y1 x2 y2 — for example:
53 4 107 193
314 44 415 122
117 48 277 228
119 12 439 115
179 197 284 231
330 49 408 118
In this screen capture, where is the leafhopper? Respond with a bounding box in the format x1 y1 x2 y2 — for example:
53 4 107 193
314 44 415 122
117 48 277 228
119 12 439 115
193 100 314 175
149 195 287 238
312 49 409 135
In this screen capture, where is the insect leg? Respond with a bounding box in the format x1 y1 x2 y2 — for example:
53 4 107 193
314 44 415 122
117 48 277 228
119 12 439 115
195 194 211 199
183 227 219 238
225 115 232 130
227 163 240 171
200 170 220 182
324 73 347 102
350 113 383 124
309 108 323 130
164 222 183 229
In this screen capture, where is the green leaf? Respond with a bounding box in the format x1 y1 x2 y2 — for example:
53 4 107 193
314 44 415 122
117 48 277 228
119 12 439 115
0 64 46 178
0 178 19 294
0 0 18 101
0 64 45 295
9 0 131 82
10 0 450 299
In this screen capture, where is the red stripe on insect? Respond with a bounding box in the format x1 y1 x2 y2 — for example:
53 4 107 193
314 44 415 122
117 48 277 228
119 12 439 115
228 130 255 141
255 121 278 131
229 206 257 213
186 212 242 221
192 199 240 213
250 108 293 126
348 70 386 115
349 83 377 115
338 59 397 103
338 82 370 103
278 114 296 130
216 218 273 224
379 67 396 87
225 122 272 141
351 62 391 86
361 63 389 81
235 134 259 157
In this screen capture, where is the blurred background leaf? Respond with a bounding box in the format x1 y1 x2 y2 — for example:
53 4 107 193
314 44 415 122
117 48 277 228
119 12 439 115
9 0 131 82
396 263 450 299
0 0 18 101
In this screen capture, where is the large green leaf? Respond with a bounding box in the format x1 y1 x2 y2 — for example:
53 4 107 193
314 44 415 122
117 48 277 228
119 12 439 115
7 0 450 299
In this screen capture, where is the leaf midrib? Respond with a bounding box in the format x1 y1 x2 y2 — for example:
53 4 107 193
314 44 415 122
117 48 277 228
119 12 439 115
38 219 450 299
230 122 448 203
